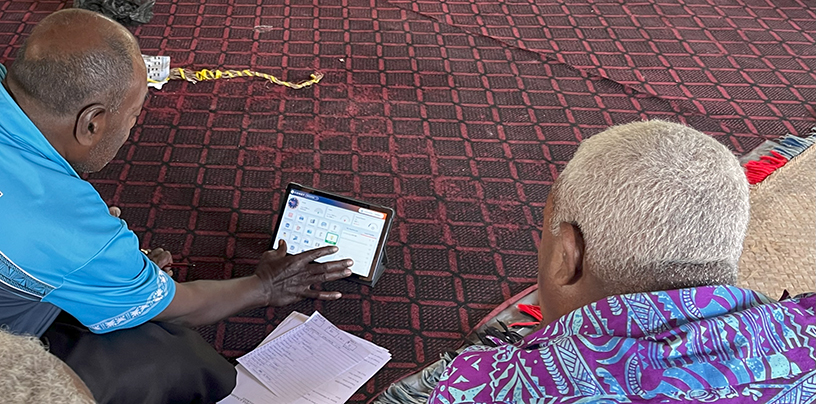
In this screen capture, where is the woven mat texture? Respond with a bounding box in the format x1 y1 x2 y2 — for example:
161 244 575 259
739 145 816 298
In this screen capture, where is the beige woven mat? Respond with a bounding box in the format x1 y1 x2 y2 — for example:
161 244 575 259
738 144 816 298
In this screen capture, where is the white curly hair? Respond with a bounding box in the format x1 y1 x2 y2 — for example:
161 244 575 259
550 120 750 295
0 330 95 404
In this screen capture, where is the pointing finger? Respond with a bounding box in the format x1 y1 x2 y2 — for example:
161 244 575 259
295 245 340 264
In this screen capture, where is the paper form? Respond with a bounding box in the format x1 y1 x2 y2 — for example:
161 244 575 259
236 312 373 403
261 312 310 345
292 348 391 404
220 312 391 404
219 313 309 404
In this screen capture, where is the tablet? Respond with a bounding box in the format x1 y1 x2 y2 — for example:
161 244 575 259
270 183 394 286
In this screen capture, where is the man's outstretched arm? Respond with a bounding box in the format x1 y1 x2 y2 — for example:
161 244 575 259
152 241 353 327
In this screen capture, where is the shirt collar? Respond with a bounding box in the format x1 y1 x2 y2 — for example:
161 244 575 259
523 285 773 347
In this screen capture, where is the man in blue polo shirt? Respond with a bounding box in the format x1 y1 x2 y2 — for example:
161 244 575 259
0 52 174 336
0 9 353 403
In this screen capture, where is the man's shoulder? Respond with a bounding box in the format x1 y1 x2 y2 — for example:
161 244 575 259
0 159 125 282
0 77 122 287
0 141 101 219
431 287 816 404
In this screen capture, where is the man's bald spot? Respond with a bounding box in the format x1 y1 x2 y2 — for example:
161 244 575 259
8 8 143 116
25 9 138 61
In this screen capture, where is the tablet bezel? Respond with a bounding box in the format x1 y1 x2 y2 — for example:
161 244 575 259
270 183 394 283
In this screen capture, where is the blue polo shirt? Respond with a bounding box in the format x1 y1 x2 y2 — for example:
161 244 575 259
0 64 175 336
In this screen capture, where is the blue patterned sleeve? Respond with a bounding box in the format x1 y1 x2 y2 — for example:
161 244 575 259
42 224 176 334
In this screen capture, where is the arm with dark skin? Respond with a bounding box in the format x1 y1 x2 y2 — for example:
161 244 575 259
152 242 352 327
115 197 354 328
114 205 352 327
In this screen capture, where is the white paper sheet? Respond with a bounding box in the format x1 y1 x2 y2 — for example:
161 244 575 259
220 312 391 404
292 347 391 404
236 312 373 403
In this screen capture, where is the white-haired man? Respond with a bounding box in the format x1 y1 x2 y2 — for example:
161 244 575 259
429 120 815 403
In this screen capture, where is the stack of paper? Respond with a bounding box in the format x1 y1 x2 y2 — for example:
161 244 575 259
219 312 391 404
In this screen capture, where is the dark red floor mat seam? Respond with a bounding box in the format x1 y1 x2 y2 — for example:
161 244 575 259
372 0 751 141
376 0 816 138
378 0 678 101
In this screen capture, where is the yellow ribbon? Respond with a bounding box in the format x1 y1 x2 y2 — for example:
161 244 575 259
165 68 323 89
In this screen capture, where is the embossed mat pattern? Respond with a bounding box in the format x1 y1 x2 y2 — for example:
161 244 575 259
0 0 813 401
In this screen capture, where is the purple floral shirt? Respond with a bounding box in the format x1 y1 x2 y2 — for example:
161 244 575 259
430 286 816 403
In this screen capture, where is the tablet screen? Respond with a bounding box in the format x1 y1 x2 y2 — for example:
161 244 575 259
272 187 389 277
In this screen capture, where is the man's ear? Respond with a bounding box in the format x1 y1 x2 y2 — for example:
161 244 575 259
75 104 107 147
554 222 585 286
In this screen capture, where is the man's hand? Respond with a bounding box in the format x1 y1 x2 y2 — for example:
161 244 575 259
146 248 174 275
115 205 176 275
254 240 353 307
109 206 122 217
153 241 354 327
140 247 174 275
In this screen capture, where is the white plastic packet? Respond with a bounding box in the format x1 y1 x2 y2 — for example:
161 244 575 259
142 54 170 89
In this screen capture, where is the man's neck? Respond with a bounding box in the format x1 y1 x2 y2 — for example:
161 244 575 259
2 77 73 162
2 78 17 104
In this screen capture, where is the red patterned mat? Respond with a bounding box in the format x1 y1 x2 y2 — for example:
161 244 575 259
0 0 812 401
387 0 816 138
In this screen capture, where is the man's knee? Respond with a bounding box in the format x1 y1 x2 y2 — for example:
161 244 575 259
151 322 237 402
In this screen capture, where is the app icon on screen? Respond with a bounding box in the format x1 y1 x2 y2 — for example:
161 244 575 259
288 198 299 209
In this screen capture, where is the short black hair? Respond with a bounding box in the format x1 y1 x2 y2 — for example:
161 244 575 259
9 34 135 115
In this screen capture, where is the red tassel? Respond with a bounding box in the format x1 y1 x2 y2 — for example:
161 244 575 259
744 151 788 184
509 303 543 327
518 304 543 320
